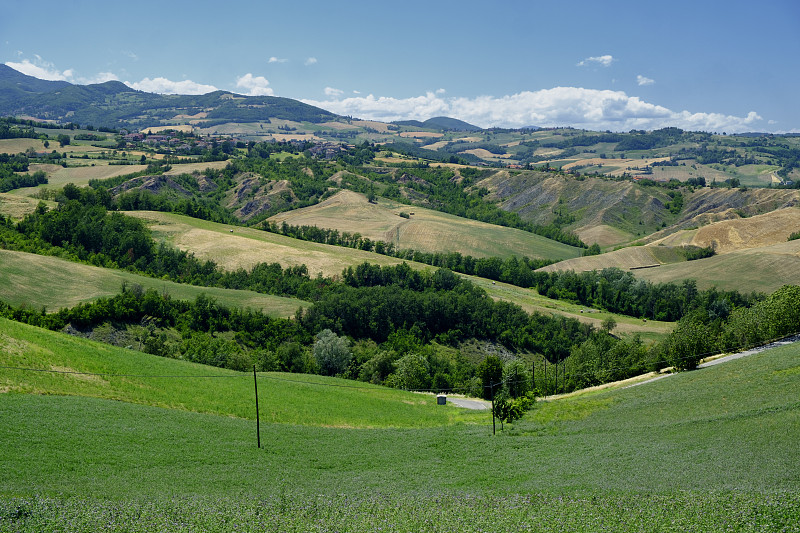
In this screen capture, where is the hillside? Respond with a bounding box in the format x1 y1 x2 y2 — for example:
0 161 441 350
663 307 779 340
0 249 308 317
478 169 800 248
0 64 339 129
0 317 478 427
267 190 582 261
1 317 798 528
127 210 409 277
538 206 800 294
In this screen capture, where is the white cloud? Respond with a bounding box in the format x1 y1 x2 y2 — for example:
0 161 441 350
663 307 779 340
235 73 274 96
268 56 287 64
302 87 764 133
6 58 119 85
324 87 344 97
577 55 614 67
126 77 218 95
637 75 655 86
304 57 317 66
6 58 69 81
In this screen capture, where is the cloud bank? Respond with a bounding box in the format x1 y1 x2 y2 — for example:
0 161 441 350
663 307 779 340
126 77 219 95
303 87 763 133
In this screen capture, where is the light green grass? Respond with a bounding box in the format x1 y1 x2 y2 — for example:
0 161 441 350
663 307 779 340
0 249 308 317
0 322 798 530
0 317 483 428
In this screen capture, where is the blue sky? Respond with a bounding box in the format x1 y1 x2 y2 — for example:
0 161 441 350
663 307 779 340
2 0 798 133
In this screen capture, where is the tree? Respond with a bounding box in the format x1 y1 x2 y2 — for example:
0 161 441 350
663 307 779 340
601 316 617 334
313 329 352 376
389 352 431 390
477 355 503 400
57 134 70 147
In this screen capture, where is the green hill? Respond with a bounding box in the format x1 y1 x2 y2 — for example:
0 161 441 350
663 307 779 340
0 64 339 129
0 317 479 428
1 317 798 529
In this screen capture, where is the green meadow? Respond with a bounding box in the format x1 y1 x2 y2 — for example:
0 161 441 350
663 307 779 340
1 317 799 531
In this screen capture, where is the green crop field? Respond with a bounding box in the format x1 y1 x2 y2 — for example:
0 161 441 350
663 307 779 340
0 249 308 317
269 190 582 261
1 318 798 530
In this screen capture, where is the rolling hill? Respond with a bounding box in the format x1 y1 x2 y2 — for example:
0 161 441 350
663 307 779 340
0 249 308 317
267 190 582 261
538 205 800 294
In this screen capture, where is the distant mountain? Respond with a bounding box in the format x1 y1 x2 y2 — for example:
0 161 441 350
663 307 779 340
0 65 339 129
392 116 481 132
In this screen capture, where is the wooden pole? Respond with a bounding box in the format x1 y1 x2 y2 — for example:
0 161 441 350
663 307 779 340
253 365 261 449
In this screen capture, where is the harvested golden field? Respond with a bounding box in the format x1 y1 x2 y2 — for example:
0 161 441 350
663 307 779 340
420 140 450 150
460 148 512 159
575 224 633 248
126 210 407 277
267 190 582 261
23 163 148 189
142 124 194 133
684 207 800 253
351 120 393 133
0 139 46 154
163 160 230 176
0 193 52 220
268 133 324 142
319 121 359 131
0 249 307 317
538 245 681 273
635 239 800 294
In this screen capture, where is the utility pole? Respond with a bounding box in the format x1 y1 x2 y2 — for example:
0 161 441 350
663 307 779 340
253 365 261 449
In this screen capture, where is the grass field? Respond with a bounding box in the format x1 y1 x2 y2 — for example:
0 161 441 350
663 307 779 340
268 190 582 261
0 317 482 427
127 210 414 277
0 249 308 317
1 318 798 530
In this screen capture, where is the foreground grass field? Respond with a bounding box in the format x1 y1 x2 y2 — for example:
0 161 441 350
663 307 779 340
1 318 799 530
0 249 308 317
